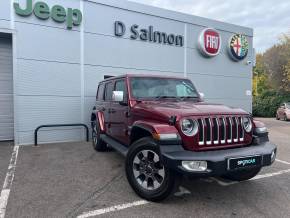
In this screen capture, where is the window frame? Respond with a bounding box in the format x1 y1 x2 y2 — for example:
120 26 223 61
114 79 128 103
96 83 105 101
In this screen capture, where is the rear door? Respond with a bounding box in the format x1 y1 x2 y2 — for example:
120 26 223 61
103 82 114 135
109 79 129 145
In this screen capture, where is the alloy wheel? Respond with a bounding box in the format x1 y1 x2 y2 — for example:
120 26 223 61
132 150 165 191
92 121 98 145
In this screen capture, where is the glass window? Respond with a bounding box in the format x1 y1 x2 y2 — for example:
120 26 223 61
130 77 199 99
115 80 127 101
97 83 105 100
286 103 290 109
105 82 114 101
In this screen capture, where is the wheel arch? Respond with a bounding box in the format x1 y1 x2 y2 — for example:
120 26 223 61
130 125 153 145
130 121 179 145
91 108 105 133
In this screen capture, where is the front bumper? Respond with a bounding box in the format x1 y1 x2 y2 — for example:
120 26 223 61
160 142 277 177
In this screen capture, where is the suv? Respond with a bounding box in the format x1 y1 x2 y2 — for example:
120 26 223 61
276 102 290 121
91 74 277 201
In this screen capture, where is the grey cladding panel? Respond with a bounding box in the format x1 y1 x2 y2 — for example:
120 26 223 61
0 20 10 30
17 59 81 96
186 49 252 78
15 22 80 63
0 1 10 21
188 73 252 100
84 33 184 73
17 96 81 132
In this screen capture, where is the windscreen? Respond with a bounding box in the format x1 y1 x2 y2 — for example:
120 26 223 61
130 77 199 99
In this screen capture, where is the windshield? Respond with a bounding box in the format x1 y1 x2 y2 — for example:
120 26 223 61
286 103 290 109
130 77 199 99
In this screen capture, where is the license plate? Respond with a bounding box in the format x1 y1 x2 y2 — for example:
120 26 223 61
228 155 262 170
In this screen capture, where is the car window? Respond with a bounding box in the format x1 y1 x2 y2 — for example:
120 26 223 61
105 82 114 101
115 80 127 102
130 77 199 99
97 83 105 100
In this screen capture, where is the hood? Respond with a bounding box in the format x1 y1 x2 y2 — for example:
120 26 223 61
132 100 249 121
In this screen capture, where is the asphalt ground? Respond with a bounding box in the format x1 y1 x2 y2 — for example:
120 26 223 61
0 142 13 189
0 118 290 218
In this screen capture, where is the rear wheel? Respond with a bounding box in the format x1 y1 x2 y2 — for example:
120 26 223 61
222 167 261 181
283 114 288 121
91 119 108 151
276 113 280 120
125 137 177 201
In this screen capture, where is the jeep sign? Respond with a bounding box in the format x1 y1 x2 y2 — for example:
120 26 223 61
198 28 221 57
14 0 82 29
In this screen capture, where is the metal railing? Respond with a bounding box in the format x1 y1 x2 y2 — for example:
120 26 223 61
34 124 89 146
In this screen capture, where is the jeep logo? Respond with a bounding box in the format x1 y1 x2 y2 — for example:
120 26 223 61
14 0 82 29
237 158 256 166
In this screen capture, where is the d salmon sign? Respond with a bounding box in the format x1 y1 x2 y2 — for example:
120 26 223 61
198 28 221 57
228 34 249 61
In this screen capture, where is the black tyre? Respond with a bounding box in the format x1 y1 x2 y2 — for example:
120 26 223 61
91 119 108 152
276 114 280 120
283 114 288 121
125 137 177 202
222 167 261 181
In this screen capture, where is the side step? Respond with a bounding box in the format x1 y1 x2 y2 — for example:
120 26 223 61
100 134 128 156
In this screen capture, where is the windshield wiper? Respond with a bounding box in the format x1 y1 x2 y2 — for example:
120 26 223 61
180 96 199 100
155 96 178 99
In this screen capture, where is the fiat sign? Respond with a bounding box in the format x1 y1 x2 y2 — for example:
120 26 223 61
198 28 221 57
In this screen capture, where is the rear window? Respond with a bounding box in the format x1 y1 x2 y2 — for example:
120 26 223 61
97 83 105 100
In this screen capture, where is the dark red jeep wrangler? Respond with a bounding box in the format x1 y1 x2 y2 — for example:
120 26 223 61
91 74 277 201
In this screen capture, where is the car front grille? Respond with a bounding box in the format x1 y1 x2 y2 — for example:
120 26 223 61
198 116 245 146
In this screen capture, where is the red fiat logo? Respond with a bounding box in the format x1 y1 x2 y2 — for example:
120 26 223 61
198 28 221 57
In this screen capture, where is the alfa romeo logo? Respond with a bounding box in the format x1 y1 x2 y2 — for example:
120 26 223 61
228 34 249 61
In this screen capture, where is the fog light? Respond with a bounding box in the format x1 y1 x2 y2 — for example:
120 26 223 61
182 161 207 172
271 150 276 163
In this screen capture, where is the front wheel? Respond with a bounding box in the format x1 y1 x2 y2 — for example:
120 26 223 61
125 137 177 202
222 167 261 181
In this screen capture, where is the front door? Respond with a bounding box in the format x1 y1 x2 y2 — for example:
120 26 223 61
109 79 129 145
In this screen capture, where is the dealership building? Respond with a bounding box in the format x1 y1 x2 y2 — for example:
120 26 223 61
0 0 254 145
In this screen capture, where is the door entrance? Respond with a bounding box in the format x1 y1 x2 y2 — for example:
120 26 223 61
0 33 13 141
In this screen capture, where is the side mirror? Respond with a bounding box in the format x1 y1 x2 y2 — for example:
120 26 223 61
199 92 205 101
112 91 124 102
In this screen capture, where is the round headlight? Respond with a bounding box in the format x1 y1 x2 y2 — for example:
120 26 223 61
181 119 198 136
242 117 252 133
